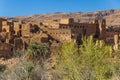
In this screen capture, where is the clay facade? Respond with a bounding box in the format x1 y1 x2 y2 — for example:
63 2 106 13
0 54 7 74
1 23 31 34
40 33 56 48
21 22 39 37
47 29 71 42
45 18 106 45
59 22 97 39
45 18 118 49
0 18 4 32
2 21 14 32
0 17 119 57
0 43 13 57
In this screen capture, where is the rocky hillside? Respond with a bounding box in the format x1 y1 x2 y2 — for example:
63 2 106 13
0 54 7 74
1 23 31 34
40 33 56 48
11 9 120 27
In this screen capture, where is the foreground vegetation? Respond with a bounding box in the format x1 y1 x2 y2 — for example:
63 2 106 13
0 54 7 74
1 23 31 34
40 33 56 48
0 36 120 80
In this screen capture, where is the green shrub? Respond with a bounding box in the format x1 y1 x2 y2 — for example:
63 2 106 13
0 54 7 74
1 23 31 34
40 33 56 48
55 40 80 80
0 64 6 72
25 42 50 63
55 36 115 80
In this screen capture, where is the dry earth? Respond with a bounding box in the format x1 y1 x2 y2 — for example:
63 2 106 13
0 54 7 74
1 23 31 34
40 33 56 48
7 9 120 27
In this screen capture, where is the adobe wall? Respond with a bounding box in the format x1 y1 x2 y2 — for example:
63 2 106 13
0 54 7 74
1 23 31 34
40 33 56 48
106 32 119 45
0 19 2 32
2 21 14 32
22 22 40 37
2 25 10 32
0 43 13 57
0 18 5 32
21 23 31 37
43 20 59 29
22 37 31 50
14 22 22 35
60 18 74 24
0 31 9 43
59 22 97 39
47 29 71 42
84 23 97 36
30 33 48 43
99 19 106 40
14 37 23 50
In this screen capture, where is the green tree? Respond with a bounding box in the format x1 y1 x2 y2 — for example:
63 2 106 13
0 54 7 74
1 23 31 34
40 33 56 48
79 36 112 80
55 40 80 80
55 36 114 80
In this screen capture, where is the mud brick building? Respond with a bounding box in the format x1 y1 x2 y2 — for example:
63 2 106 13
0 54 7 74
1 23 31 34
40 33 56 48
0 17 119 57
2 20 14 32
21 22 39 37
43 18 106 45
47 29 71 42
0 18 5 32
42 18 119 50
0 19 17 57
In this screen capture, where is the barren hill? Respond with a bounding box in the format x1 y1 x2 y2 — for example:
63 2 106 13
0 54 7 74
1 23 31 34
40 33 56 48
11 9 120 27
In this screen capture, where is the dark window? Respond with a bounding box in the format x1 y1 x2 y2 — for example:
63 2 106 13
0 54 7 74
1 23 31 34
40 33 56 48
19 30 22 37
83 26 84 29
11 48 13 52
19 25 22 29
83 29 86 36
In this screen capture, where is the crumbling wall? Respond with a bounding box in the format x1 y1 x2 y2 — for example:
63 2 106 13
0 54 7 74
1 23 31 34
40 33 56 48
0 43 13 58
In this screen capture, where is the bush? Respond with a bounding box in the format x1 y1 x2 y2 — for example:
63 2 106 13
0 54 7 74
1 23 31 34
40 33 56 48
3 61 34 80
1 37 120 80
55 40 80 80
55 36 115 80
0 42 52 80
25 42 50 63
0 64 6 72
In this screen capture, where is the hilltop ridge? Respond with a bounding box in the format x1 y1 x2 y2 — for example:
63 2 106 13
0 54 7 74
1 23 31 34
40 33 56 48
1 9 120 27
10 9 120 27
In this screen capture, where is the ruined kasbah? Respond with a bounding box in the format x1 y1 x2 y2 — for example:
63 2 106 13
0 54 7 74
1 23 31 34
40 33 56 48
0 17 119 58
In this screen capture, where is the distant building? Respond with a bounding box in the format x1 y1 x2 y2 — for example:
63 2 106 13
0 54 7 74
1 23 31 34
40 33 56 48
0 17 119 57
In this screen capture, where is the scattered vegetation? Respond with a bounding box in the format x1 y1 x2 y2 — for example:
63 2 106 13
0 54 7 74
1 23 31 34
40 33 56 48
55 36 120 80
1 36 120 80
